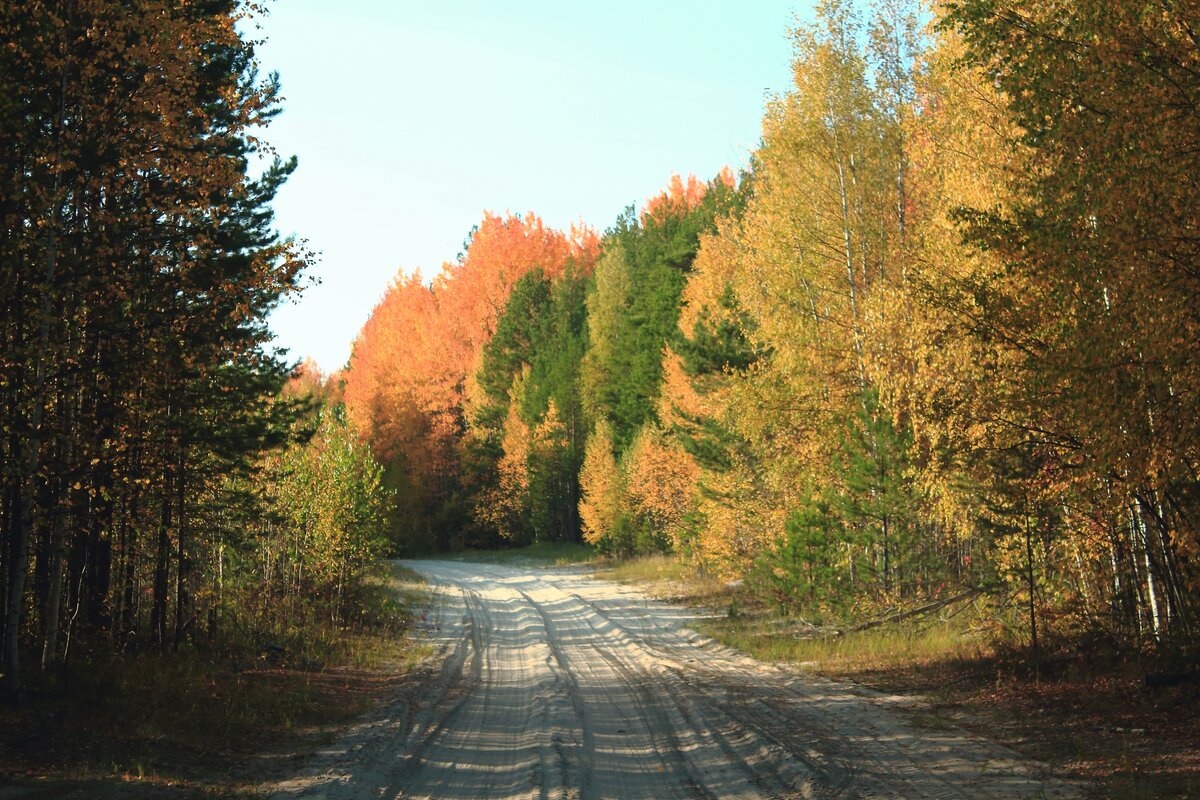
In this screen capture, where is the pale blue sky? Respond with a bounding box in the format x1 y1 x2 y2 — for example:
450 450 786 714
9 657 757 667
261 1 803 371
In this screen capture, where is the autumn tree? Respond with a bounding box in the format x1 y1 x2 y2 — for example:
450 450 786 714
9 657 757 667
580 172 742 451
344 213 596 551
0 0 311 696
579 419 625 552
477 373 533 543
621 425 698 554
939 0 1200 640
466 265 589 544
256 406 391 621
650 0 920 594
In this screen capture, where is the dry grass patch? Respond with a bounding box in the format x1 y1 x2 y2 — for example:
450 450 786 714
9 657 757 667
600 554 1200 799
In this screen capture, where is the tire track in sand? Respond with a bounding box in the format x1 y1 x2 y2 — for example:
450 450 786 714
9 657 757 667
271 560 1082 800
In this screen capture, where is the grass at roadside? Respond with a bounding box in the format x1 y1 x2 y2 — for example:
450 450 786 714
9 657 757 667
707 614 992 671
595 553 686 584
600 555 990 673
0 562 434 799
602 554 1200 799
443 541 597 566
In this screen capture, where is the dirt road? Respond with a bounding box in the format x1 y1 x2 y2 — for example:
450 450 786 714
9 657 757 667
271 560 1078 799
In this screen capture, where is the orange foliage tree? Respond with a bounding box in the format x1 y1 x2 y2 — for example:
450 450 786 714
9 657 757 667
642 169 735 221
343 213 596 550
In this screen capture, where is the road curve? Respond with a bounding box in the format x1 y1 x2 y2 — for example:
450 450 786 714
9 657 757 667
271 560 1078 800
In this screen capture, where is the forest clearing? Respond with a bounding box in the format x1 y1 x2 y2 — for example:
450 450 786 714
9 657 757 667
2 0 1200 797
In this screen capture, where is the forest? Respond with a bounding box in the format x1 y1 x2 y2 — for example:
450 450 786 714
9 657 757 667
344 0 1200 657
1 0 1198 716
0 0 393 701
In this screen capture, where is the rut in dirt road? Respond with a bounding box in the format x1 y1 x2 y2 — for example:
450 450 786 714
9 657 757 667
271 561 1080 800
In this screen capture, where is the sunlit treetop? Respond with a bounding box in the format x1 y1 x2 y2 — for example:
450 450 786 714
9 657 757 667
642 168 735 223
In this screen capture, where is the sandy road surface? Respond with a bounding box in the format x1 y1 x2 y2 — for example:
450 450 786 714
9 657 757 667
271 560 1078 800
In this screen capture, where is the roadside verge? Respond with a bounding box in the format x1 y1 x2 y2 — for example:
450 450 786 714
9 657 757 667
597 555 1200 799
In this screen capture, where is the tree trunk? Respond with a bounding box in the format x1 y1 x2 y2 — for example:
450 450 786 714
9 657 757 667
174 447 188 647
152 465 172 649
1132 501 1162 641
1025 510 1039 673
38 504 66 671
4 11 73 702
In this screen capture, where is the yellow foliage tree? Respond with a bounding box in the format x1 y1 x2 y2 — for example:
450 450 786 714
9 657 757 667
659 0 913 579
579 244 631 422
477 372 531 542
579 419 623 549
622 425 699 552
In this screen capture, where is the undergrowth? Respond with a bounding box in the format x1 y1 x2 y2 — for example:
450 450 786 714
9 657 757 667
703 614 992 672
0 561 431 790
603 555 994 670
603 554 1200 799
595 554 688 585
447 540 597 566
